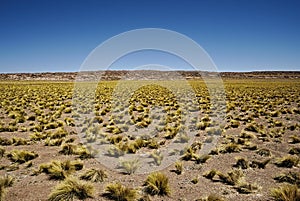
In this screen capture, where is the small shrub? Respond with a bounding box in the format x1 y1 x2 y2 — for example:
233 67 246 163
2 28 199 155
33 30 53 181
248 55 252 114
0 175 14 201
230 120 240 128
175 133 190 143
147 139 159 149
144 172 170 196
107 146 125 157
270 184 300 201
256 148 272 157
290 136 300 144
289 147 300 155
181 147 199 161
244 124 260 133
203 169 218 180
48 176 94 201
206 127 222 135
50 128 68 139
235 182 260 194
206 194 227 201
240 132 256 139
59 143 78 155
217 169 244 186
45 138 64 146
234 157 249 169
174 161 183 175
191 177 198 184
250 158 271 169
7 150 38 163
275 156 299 168
0 147 4 158
80 168 107 182
197 194 227 201
77 146 97 159
196 154 211 164
38 160 83 180
5 164 19 172
120 159 140 175
104 182 139 201
150 150 163 166
274 172 300 187
12 137 28 146
0 137 13 146
30 132 47 141
45 122 59 130
0 175 14 188
220 143 241 153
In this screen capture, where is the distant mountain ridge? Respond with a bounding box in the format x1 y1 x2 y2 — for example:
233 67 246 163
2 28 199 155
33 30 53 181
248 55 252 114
0 70 299 81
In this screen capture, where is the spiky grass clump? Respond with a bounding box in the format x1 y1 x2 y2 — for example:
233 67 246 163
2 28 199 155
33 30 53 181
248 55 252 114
217 169 244 186
250 158 271 169
49 128 68 139
80 168 107 182
191 177 198 184
289 147 300 155
234 157 249 169
270 184 300 201
181 147 199 161
144 172 170 196
120 159 140 175
244 123 261 133
0 146 4 159
104 182 139 201
7 150 38 163
45 138 64 146
174 161 183 175
29 132 47 141
12 137 28 146
48 176 94 201
290 135 300 144
256 148 272 157
203 169 218 180
235 182 261 194
0 137 13 146
107 146 125 157
0 175 14 201
206 194 227 201
275 156 299 168
220 143 241 154
196 154 211 164
38 160 83 180
150 150 163 166
274 172 300 187
197 194 227 201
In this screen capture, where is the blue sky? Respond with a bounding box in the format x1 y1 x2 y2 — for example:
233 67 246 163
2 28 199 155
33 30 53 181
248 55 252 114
0 0 299 73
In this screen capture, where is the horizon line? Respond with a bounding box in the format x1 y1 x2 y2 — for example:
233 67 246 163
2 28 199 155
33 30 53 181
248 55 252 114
0 69 300 74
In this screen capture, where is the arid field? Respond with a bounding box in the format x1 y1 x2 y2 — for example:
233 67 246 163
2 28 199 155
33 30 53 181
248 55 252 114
0 71 299 201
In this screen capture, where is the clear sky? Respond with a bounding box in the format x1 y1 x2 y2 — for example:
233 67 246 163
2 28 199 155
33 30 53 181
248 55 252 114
0 0 299 73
